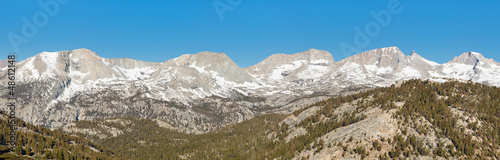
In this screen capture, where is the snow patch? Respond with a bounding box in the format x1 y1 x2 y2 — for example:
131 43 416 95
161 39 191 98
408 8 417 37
420 58 439 66
400 66 421 77
364 65 393 75
470 52 482 56
281 90 295 95
116 66 157 80
189 62 209 74
304 91 314 95
310 59 329 64
336 62 367 84
297 65 328 79
442 63 473 74
270 60 307 81
23 57 40 79
69 69 89 78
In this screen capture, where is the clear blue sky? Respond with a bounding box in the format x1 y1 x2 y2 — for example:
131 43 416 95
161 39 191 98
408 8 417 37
1 0 499 68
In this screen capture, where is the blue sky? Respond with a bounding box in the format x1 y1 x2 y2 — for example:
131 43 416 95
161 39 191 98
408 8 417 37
1 0 499 68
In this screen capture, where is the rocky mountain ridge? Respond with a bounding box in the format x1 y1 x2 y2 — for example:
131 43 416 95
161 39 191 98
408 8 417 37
245 48 335 82
1 47 499 134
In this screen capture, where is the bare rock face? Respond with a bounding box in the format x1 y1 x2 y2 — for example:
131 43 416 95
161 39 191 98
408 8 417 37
340 46 404 68
65 49 124 82
271 93 469 160
449 51 498 68
449 52 482 66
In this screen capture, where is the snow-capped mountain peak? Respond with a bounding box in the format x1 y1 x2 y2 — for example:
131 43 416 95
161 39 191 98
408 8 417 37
448 51 495 68
162 51 254 84
245 49 334 82
340 47 405 68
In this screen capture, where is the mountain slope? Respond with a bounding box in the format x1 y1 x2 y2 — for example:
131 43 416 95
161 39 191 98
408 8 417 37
1 47 500 134
148 51 264 102
67 80 500 159
0 112 116 159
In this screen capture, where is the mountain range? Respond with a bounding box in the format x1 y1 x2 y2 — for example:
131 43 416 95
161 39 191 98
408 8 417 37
1 46 499 134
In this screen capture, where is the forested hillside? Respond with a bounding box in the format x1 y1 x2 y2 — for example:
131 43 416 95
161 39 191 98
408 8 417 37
68 79 500 159
0 113 115 159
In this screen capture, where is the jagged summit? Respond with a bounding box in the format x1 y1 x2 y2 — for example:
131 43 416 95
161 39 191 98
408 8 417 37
340 47 405 68
409 50 439 66
368 46 403 55
449 51 484 65
410 50 423 58
410 50 417 56
447 51 500 70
